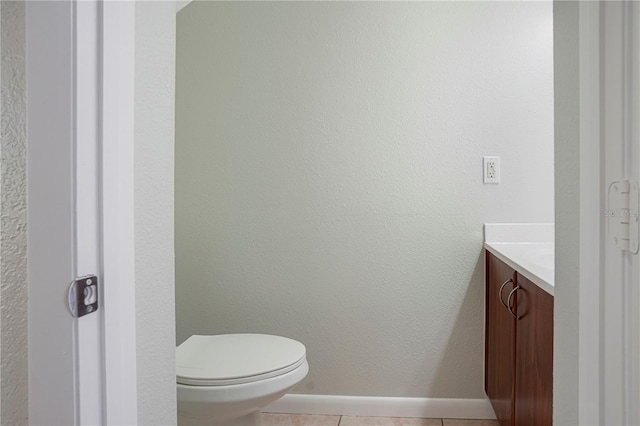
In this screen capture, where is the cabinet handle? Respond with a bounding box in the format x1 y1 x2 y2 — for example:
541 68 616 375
499 278 513 310
507 286 522 320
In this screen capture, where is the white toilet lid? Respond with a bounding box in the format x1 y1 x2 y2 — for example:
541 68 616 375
176 334 307 386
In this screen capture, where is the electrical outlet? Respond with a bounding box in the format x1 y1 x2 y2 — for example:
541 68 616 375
483 156 500 184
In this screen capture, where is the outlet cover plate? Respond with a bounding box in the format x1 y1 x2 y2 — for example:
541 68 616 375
483 156 500 184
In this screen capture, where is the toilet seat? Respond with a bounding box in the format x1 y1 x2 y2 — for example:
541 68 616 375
176 334 307 386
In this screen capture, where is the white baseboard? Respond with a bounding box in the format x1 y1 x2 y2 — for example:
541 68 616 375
264 394 496 420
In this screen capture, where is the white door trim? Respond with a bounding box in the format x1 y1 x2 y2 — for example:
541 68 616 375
26 1 137 423
100 1 138 423
75 1 105 423
578 1 603 424
578 1 640 424
601 3 639 424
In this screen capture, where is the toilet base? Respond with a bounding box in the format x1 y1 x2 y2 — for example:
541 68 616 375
177 360 309 426
178 410 261 426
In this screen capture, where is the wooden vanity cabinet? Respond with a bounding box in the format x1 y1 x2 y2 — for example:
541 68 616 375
485 252 516 426
485 252 553 426
513 273 554 426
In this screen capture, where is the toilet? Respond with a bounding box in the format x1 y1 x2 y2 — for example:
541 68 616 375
176 334 309 426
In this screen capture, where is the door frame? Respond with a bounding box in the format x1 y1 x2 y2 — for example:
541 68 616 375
26 1 137 423
100 1 138 423
576 1 640 424
577 1 603 424
93 2 640 424
24 0 639 423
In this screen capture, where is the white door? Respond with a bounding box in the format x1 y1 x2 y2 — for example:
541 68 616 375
27 1 137 424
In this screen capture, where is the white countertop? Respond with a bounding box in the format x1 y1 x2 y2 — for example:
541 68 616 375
484 223 554 296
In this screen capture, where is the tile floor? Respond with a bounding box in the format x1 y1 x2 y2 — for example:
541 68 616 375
262 413 498 426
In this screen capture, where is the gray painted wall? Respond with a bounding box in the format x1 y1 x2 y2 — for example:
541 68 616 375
175 2 554 399
0 2 28 424
135 2 177 424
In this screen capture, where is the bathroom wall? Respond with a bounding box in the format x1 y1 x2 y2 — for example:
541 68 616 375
176 1 554 399
0 2 28 424
135 2 177 424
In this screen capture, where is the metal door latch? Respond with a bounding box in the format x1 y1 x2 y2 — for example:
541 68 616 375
607 180 639 254
68 275 99 317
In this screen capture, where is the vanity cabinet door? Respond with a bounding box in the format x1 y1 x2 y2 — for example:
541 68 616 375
514 273 553 426
485 252 516 426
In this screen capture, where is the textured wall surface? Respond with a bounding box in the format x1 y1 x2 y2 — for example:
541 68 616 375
135 2 177 424
553 2 579 424
176 2 554 398
0 1 28 424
